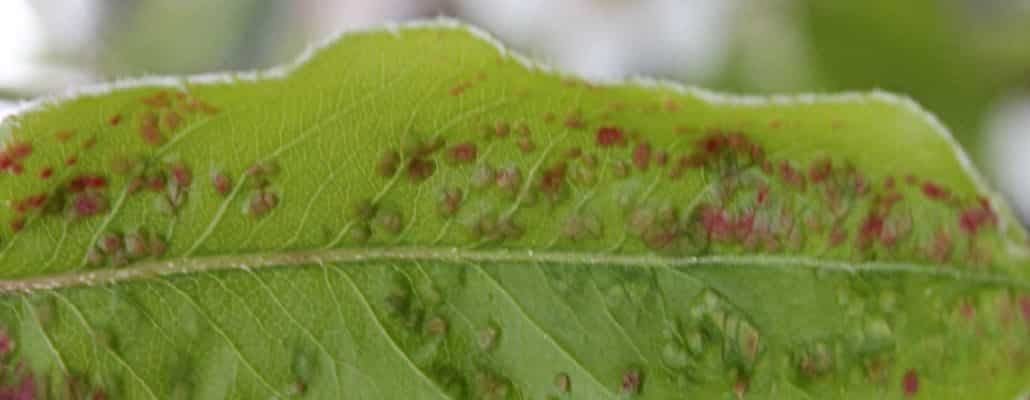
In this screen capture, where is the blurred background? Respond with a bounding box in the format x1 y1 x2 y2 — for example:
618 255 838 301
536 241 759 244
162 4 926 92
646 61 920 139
1 0 1029 225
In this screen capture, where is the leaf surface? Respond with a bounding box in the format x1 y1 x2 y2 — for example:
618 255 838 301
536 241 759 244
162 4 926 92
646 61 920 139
0 20 1028 399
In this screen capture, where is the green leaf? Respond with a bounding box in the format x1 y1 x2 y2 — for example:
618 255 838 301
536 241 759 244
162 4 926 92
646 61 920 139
0 20 1028 399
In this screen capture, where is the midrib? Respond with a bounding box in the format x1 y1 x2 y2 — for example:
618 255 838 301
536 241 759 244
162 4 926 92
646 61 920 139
1 246 1027 293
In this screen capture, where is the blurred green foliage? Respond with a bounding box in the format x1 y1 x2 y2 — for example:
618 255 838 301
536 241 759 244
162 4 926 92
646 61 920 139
717 0 1030 162
96 0 292 75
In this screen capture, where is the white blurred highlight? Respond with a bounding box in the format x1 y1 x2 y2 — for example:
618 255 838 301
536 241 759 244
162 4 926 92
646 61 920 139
0 0 96 97
33 0 98 53
454 0 738 81
295 0 449 40
0 1 45 89
986 95 1030 223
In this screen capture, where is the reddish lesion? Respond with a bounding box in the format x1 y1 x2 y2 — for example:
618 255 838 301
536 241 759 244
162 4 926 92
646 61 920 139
1 89 224 245
357 105 1003 265
0 140 32 175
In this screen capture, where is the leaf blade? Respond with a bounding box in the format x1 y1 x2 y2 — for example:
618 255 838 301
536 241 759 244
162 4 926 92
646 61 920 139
0 20 1027 399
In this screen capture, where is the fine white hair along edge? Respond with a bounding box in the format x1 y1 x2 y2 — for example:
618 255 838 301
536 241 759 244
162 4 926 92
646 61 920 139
0 16 1024 255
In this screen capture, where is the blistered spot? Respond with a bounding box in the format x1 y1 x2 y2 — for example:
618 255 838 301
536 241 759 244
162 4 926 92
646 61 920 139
141 90 171 108
538 162 567 197
138 111 164 145
808 157 832 183
902 369 918 396
596 126 626 147
563 147 582 159
516 135 535 153
654 150 668 167
164 110 182 131
470 164 496 189
620 369 642 395
612 160 630 178
210 170 232 196
284 381 307 397
1018 295 1030 329
94 232 130 266
183 95 220 114
124 232 147 258
245 160 280 178
0 141 31 175
8 142 31 158
8 217 25 233
796 342 833 378
404 136 445 159
882 175 896 190
924 228 953 263
99 232 122 254
405 158 436 182
554 373 570 394
733 378 748 399
495 166 521 196
958 200 996 234
663 98 680 112
71 192 108 218
478 324 499 351
474 371 513 399
921 181 949 200
561 214 603 240
12 193 47 214
446 142 477 164
424 315 447 336
68 174 108 192
699 133 726 154
349 223 372 243
350 199 377 221
144 173 166 192
660 341 690 370
55 130 75 142
778 160 806 191
632 142 651 171
959 301 975 321
0 372 36 399
493 121 510 137
563 110 584 129
514 121 530 136
245 191 279 217
86 246 104 265
0 329 11 356
36 165 52 180
438 186 463 217
828 224 847 247
152 194 176 216
375 209 403 234
159 164 192 211
449 82 470 96
564 158 593 184
857 213 884 249
168 162 192 187
470 214 523 242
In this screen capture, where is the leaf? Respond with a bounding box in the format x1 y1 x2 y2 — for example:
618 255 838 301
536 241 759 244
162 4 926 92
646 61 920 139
0 19 1028 399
